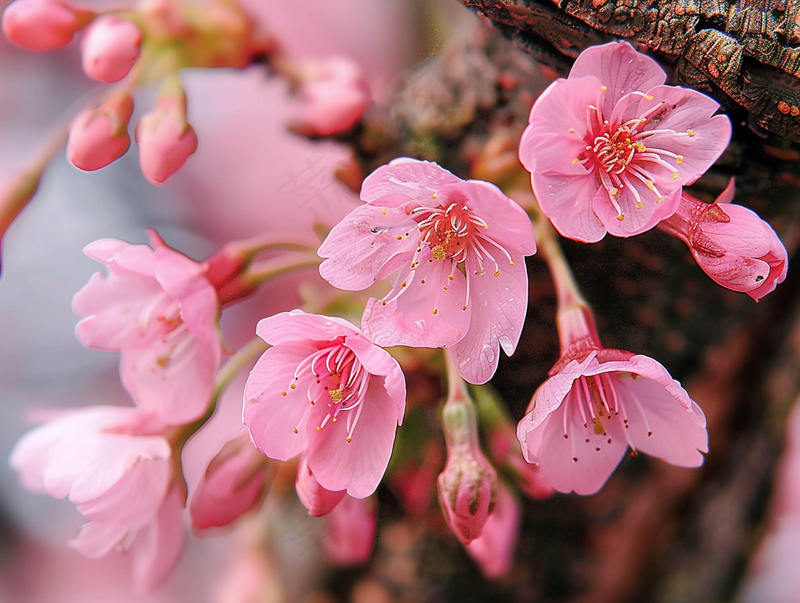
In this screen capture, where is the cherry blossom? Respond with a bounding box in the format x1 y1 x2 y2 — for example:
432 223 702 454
516 306 708 495
659 182 788 300
73 231 222 425
9 406 185 594
318 158 536 384
67 91 134 171
2 0 94 51
81 15 142 83
243 310 406 499
519 41 731 242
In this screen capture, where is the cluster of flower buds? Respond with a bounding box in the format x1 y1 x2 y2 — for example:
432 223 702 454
2 0 270 184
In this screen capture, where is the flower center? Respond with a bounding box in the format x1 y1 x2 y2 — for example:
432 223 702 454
578 92 691 221
283 339 370 443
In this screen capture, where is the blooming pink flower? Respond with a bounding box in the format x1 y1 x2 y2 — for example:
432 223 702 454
135 90 198 185
519 41 731 243
189 431 271 530
243 310 406 498
318 158 536 384
73 231 222 425
2 0 94 51
81 15 142 83
294 56 370 137
516 306 708 495
464 483 521 579
67 91 134 171
9 405 185 594
659 181 788 300
324 494 376 566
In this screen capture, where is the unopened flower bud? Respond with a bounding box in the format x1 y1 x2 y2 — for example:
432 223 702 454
2 0 94 51
324 495 376 566
296 456 345 517
67 91 134 171
81 15 142 83
293 57 370 137
437 392 498 544
189 433 271 530
135 82 198 185
659 180 788 300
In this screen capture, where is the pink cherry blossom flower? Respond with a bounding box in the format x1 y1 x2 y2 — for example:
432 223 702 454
318 158 537 384
519 41 731 243
516 305 708 495
81 15 142 83
73 231 222 425
243 310 406 498
659 181 788 300
189 431 271 530
2 0 94 51
67 91 134 171
9 405 185 594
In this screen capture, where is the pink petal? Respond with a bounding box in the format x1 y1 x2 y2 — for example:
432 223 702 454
296 456 346 516
464 484 521 579
73 271 164 351
255 310 361 346
324 495 376 566
343 334 406 420
616 375 708 466
452 255 529 384
243 345 316 462
318 202 418 290
360 158 461 204
307 378 401 498
632 85 731 184
130 486 186 594
595 185 681 238
533 171 608 243
70 521 129 559
569 42 666 117
120 330 218 425
534 390 629 495
361 253 470 349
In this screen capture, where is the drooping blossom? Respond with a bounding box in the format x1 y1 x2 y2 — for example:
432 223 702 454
519 41 731 243
464 483 521 579
437 384 498 543
2 0 94 51
189 431 272 530
9 405 185 593
659 180 788 300
67 91 134 171
243 310 406 498
318 158 536 385
73 231 222 425
81 15 142 83
516 305 708 495
293 56 370 137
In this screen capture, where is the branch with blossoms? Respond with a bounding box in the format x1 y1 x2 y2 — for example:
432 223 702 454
4 5 800 602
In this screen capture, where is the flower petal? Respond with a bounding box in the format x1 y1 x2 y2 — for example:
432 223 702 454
344 334 406 421
256 310 362 346
361 158 461 203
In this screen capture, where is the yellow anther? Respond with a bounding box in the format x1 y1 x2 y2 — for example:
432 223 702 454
381 209 387 215
432 308 438 315
281 391 287 396
671 172 680 180
572 158 579 165
316 426 322 431
346 437 352 443
396 235 403 240
332 417 337 423
601 85 607 91
329 389 343 403
616 214 625 221
401 281 407 287
290 383 296 390
687 128 695 137
293 428 298 433
656 196 665 203
645 94 654 101
493 270 500 277
431 245 446 260
509 260 515 265
636 201 643 209
676 155 684 164
646 180 656 192
432 193 437 199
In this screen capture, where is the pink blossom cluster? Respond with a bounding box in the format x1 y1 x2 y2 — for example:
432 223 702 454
5 36 793 594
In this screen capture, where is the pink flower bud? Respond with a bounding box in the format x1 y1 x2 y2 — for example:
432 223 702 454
464 484 521 579
189 434 271 530
2 0 93 51
135 98 198 186
81 15 142 83
324 495 376 566
659 181 788 300
67 92 134 171
294 57 370 137
295 456 346 517
437 393 498 544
